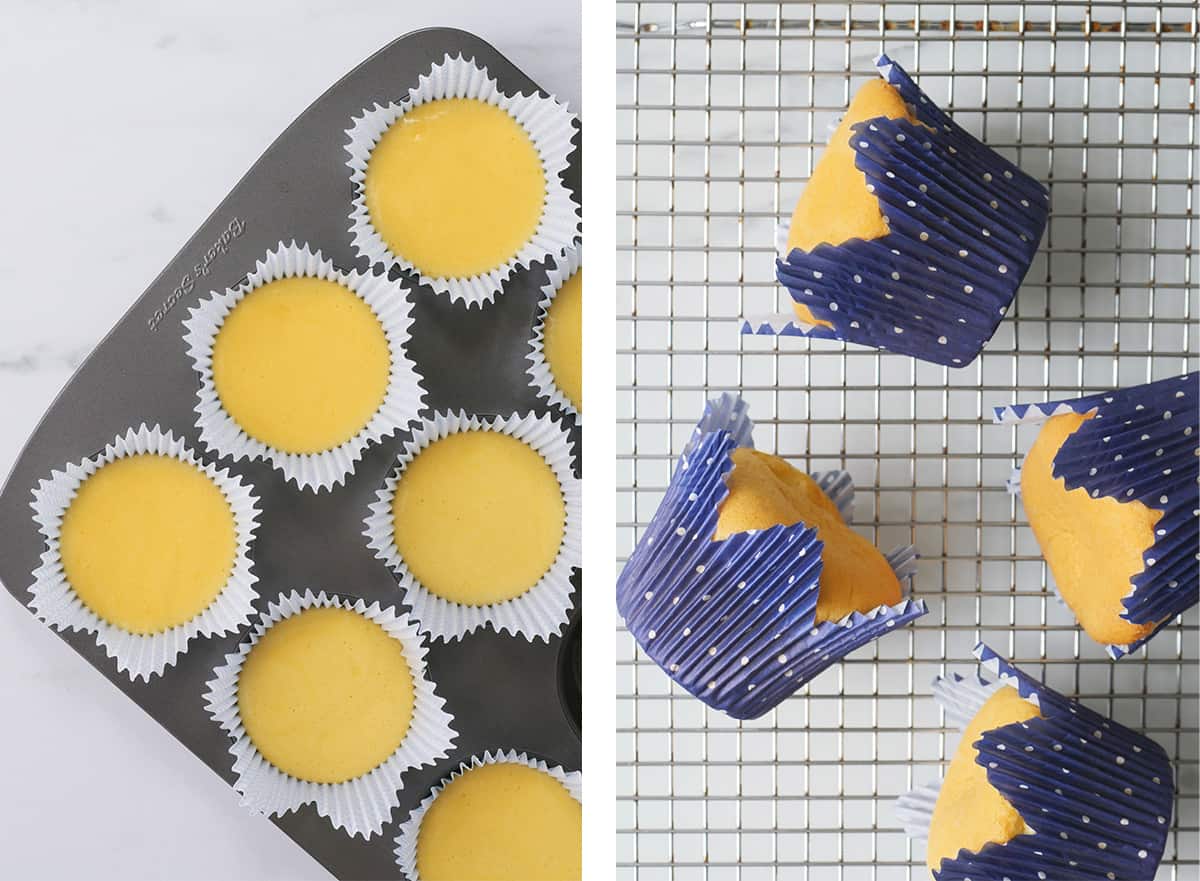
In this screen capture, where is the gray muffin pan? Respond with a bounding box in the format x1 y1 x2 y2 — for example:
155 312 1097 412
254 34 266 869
0 27 580 880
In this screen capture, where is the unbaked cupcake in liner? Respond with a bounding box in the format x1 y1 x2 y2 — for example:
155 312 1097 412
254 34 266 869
896 643 1174 881
203 589 456 838
364 411 581 642
749 54 1049 367
346 53 580 307
526 245 582 420
28 424 260 681
616 393 926 720
995 372 1198 658
394 749 582 881
182 241 424 493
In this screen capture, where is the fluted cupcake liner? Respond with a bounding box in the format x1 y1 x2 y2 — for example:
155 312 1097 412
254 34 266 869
617 393 925 720
996 372 1199 657
526 245 582 420
364 411 581 642
28 425 260 682
393 749 582 881
763 53 1049 367
203 589 457 839
182 241 425 492
897 643 1174 881
346 54 580 307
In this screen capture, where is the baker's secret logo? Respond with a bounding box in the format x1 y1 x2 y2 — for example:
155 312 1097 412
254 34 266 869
147 217 246 331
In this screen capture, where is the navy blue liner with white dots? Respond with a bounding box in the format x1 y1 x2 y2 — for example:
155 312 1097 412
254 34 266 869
898 644 1175 881
762 54 1050 367
996 372 1199 658
616 393 926 720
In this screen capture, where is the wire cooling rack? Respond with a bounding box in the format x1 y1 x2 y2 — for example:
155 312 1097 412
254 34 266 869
615 2 1199 878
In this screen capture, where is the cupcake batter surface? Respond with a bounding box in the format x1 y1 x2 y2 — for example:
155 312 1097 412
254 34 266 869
59 454 236 635
237 606 415 784
365 98 546 279
714 448 901 622
926 687 1042 876
543 268 583 412
391 431 565 607
212 276 391 455
417 762 581 881
1021 411 1163 646
785 79 918 329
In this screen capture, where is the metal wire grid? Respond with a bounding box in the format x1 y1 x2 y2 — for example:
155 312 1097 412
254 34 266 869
615 2 1199 878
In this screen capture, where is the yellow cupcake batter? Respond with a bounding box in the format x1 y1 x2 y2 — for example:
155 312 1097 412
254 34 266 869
926 687 1042 876
59 454 236 635
543 268 582 412
365 98 546 279
417 762 581 881
714 448 901 622
391 431 565 607
237 606 415 784
212 276 391 455
785 79 919 329
1021 412 1163 646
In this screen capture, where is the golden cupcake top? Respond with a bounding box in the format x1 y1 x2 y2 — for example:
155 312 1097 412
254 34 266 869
364 97 546 280
390 430 566 607
926 687 1041 875
237 605 415 784
1020 411 1163 646
416 761 581 881
211 275 391 456
59 453 237 635
715 448 902 621
542 267 583 413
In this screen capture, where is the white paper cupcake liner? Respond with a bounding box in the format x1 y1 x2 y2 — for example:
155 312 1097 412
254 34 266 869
364 411 581 642
526 245 582 420
28 424 261 682
393 749 582 881
182 241 425 492
346 53 581 307
203 589 457 839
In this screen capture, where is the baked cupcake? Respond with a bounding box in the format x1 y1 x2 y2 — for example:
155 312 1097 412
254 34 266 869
394 750 581 881
183 241 424 492
364 411 581 641
29 425 260 681
755 54 1049 367
996 372 1198 656
616 393 925 719
347 54 580 307
204 590 456 838
527 246 582 419
897 643 1174 881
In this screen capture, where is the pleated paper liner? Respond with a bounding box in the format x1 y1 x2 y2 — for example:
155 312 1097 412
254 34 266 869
897 643 1174 881
616 393 925 720
393 749 582 881
363 410 581 642
758 53 1049 367
527 244 582 420
995 372 1199 657
346 54 580 307
203 589 457 839
182 241 425 492
28 424 260 681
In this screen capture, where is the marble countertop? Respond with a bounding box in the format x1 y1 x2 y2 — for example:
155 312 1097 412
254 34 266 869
0 3 579 878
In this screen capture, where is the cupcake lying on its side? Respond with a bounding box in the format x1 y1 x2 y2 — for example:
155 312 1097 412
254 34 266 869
996 372 1198 656
751 55 1050 367
616 393 925 720
897 644 1175 881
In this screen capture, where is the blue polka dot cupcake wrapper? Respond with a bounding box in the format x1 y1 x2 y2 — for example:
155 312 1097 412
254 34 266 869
897 643 1174 881
616 393 925 720
766 54 1049 367
996 372 1199 657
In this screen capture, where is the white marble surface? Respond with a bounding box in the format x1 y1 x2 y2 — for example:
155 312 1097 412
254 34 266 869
0 3 579 878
